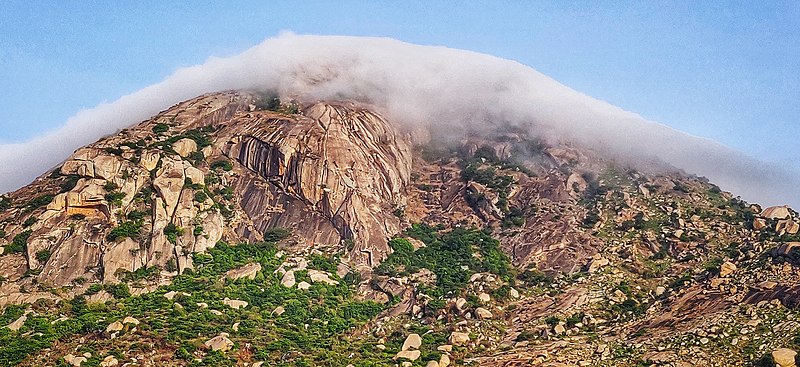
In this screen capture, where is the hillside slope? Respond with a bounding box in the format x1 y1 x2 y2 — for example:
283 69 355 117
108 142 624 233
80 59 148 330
0 91 798 367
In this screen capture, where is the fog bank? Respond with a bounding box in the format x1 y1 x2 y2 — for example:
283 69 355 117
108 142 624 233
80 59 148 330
0 33 796 207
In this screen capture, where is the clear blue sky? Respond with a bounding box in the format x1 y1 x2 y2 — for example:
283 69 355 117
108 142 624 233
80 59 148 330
1 1 798 170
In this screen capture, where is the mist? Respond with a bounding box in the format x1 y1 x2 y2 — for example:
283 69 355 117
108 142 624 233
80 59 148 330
0 33 797 207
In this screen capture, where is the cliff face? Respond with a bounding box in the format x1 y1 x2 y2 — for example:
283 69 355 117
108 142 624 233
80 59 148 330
0 92 412 301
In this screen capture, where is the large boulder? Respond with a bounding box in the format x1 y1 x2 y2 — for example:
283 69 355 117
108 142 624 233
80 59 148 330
772 348 798 367
763 206 792 220
225 263 262 280
172 138 198 158
205 333 234 352
449 332 471 346
402 333 422 351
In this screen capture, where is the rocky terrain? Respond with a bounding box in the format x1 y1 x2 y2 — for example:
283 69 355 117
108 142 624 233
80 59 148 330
0 91 798 367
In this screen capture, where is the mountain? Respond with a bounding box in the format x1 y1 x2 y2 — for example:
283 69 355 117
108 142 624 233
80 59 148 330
0 91 799 367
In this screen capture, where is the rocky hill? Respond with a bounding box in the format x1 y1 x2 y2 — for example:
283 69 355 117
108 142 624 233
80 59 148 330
0 91 798 367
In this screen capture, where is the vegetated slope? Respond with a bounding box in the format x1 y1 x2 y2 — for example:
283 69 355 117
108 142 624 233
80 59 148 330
0 91 798 367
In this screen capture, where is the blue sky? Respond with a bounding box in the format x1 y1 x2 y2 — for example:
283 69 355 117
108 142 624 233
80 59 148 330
1 1 798 171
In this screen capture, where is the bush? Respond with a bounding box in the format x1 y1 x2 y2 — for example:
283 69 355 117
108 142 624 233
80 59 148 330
211 159 233 171
35 249 51 263
59 175 80 193
164 223 184 244
194 191 208 203
25 194 54 211
7 230 32 254
23 216 38 227
105 191 126 206
263 227 292 242
152 123 170 134
0 196 10 211
107 221 142 242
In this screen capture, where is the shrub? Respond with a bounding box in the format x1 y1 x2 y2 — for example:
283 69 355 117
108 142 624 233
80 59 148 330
59 174 80 193
104 191 126 206
263 227 292 242
103 182 119 191
7 230 32 254
211 159 233 171
194 191 208 203
23 216 38 227
0 196 10 211
25 194 54 211
107 221 142 242
35 249 52 263
164 223 184 244
152 123 169 134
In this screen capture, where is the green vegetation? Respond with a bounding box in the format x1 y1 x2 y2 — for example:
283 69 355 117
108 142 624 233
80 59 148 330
107 221 143 242
24 194 53 212
376 223 512 297
59 174 80 193
164 223 184 244
0 195 10 211
0 238 386 366
119 265 160 283
6 230 32 254
152 123 170 134
22 216 38 227
254 95 300 114
104 191 126 207
35 249 51 263
210 159 233 171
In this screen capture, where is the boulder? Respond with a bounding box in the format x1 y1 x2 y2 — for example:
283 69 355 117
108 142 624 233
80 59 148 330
205 333 234 352
777 243 800 257
439 354 451 367
122 316 140 325
281 270 296 288
225 263 262 280
297 281 311 290
753 218 768 230
273 306 286 316
308 269 339 285
455 298 467 311
437 345 452 352
402 333 422 351
426 361 439 367
172 138 198 158
64 354 87 366
777 220 800 235
449 332 471 345
140 151 160 171
719 261 737 278
763 206 792 220
223 298 249 309
106 321 124 333
7 314 27 331
475 307 493 319
477 292 491 303
586 255 610 273
772 348 797 367
100 355 119 367
394 350 421 361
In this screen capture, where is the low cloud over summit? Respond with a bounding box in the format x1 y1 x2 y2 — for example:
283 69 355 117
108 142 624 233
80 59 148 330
0 33 796 206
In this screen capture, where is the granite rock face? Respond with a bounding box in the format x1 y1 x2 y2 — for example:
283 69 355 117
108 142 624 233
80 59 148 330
0 92 411 301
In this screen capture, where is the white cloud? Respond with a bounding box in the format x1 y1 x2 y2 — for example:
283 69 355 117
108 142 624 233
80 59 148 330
0 33 796 207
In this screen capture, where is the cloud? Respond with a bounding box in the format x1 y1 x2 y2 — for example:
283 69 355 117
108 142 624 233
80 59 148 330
0 33 797 207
